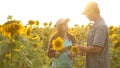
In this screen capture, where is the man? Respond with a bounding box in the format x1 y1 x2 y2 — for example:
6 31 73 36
77 2 110 68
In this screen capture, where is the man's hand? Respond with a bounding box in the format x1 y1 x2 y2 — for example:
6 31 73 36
78 50 86 56
76 44 103 54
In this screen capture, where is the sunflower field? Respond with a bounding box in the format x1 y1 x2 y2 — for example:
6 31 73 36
0 16 120 68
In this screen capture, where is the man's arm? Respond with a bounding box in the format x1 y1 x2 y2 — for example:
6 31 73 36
77 45 102 53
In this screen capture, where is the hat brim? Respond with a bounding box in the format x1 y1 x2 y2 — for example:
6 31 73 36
55 18 70 28
82 11 86 15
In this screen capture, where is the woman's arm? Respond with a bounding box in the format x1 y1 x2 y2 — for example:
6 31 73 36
47 37 56 58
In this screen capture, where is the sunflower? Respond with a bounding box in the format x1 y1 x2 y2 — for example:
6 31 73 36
109 31 117 38
28 20 35 25
1 20 24 37
32 34 39 40
1 24 11 37
7 15 12 20
83 42 87 46
109 26 114 31
114 41 120 49
112 37 120 44
15 48 21 52
14 44 23 52
43 22 48 27
52 37 64 51
35 20 40 26
16 22 25 35
71 45 79 56
0 24 1 32
5 52 11 59
69 28 75 33
33 43 39 48
25 27 32 38
74 24 79 28
38 40 43 45
33 43 39 51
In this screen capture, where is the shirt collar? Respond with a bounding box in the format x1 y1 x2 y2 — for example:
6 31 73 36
90 17 103 28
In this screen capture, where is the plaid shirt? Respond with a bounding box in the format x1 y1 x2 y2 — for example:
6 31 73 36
86 18 110 68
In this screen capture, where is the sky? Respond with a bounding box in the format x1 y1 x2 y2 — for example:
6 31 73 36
0 0 120 27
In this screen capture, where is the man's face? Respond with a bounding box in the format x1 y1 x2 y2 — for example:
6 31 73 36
85 11 96 21
86 14 94 21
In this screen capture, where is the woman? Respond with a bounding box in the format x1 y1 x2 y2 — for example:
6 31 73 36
47 18 76 68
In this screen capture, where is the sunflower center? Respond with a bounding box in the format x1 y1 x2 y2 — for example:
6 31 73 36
55 41 62 47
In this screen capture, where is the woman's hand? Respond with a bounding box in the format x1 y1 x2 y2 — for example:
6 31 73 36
59 46 71 53
68 53 74 60
56 46 71 57
73 43 86 56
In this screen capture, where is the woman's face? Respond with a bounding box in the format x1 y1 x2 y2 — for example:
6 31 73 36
62 22 68 33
